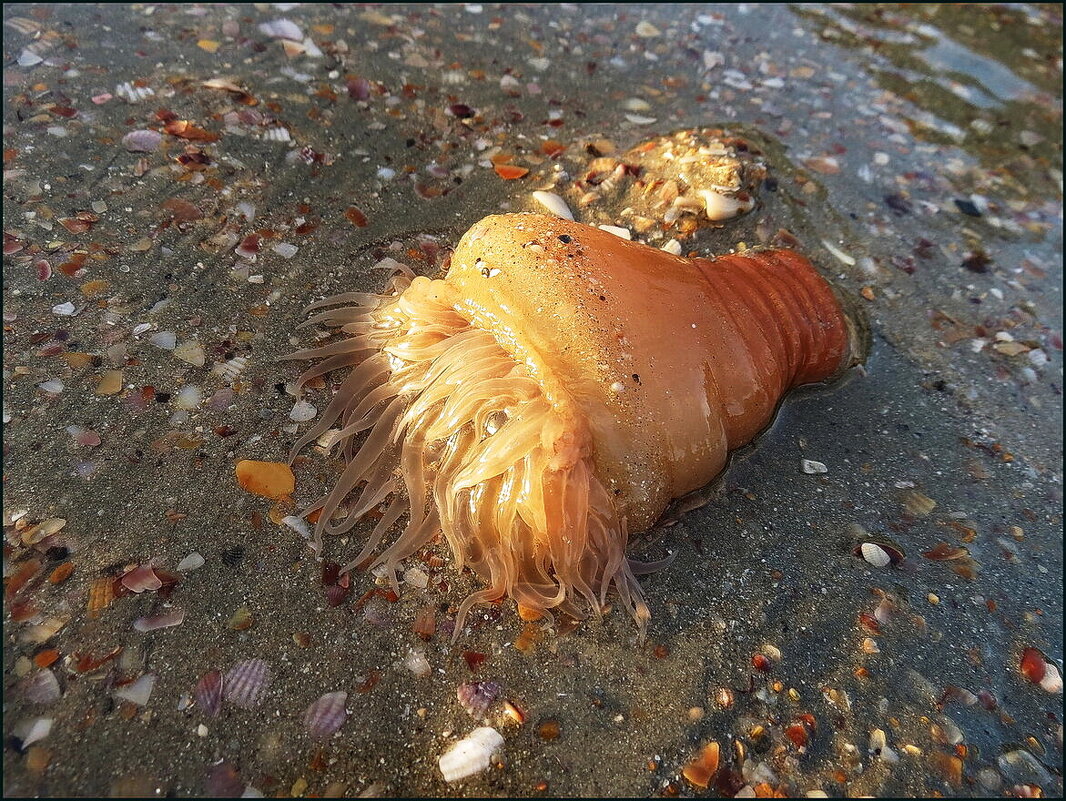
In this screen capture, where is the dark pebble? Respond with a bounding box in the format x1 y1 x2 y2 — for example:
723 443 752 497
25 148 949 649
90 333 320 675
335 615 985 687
962 252 992 274
220 545 245 567
883 193 912 215
954 198 982 217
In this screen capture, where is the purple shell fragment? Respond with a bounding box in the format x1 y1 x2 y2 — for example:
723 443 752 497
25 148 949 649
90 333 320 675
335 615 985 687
194 670 224 717
457 681 502 719
304 691 348 740
121 564 162 593
133 607 185 632
122 129 162 153
22 669 62 705
223 659 270 708
205 761 245 797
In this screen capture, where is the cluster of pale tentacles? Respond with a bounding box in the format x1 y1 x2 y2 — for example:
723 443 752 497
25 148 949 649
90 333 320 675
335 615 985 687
283 261 653 632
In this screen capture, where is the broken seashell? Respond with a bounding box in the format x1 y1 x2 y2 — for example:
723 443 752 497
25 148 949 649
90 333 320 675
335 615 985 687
121 564 162 593
12 718 53 749
177 552 205 572
403 649 432 678
114 674 156 706
21 670 62 705
133 607 186 632
457 681 502 720
699 189 754 221
194 670 224 717
682 741 720 788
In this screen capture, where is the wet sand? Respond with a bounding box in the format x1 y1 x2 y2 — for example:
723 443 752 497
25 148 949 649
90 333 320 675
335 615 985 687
3 4 1062 797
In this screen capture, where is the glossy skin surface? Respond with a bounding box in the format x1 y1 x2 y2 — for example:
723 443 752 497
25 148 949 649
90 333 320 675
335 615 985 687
444 214 853 531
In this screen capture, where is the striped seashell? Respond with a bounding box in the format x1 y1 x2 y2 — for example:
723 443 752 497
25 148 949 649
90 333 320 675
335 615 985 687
194 670 224 717
224 659 270 708
304 691 348 740
115 82 155 103
438 727 504 783
212 355 249 384
87 577 115 619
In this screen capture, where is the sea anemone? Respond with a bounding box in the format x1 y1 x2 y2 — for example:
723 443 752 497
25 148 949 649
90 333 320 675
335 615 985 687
285 213 865 634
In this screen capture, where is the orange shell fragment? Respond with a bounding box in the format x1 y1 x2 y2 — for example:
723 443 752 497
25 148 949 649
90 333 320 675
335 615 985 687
682 741 719 788
87 577 115 619
493 164 529 180
235 460 295 499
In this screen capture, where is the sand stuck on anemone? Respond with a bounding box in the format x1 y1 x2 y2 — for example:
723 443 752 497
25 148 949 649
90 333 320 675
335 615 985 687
284 213 865 634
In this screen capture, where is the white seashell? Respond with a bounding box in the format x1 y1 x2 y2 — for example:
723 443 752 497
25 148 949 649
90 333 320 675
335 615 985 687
263 127 292 143
18 49 44 67
174 384 203 410
290 400 317 422
52 301 76 316
304 691 349 739
177 552 206 572
622 98 651 112
273 242 298 259
1040 663 1063 694
258 18 303 41
281 515 311 541
213 355 249 383
531 191 574 221
115 82 155 103
624 113 657 125
403 567 429 589
37 379 64 394
438 727 504 783
13 717 53 748
598 225 632 240
403 649 431 678
821 238 856 267
114 674 157 706
860 542 891 569
661 239 682 256
800 459 827 474
174 340 206 367
699 189 754 221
